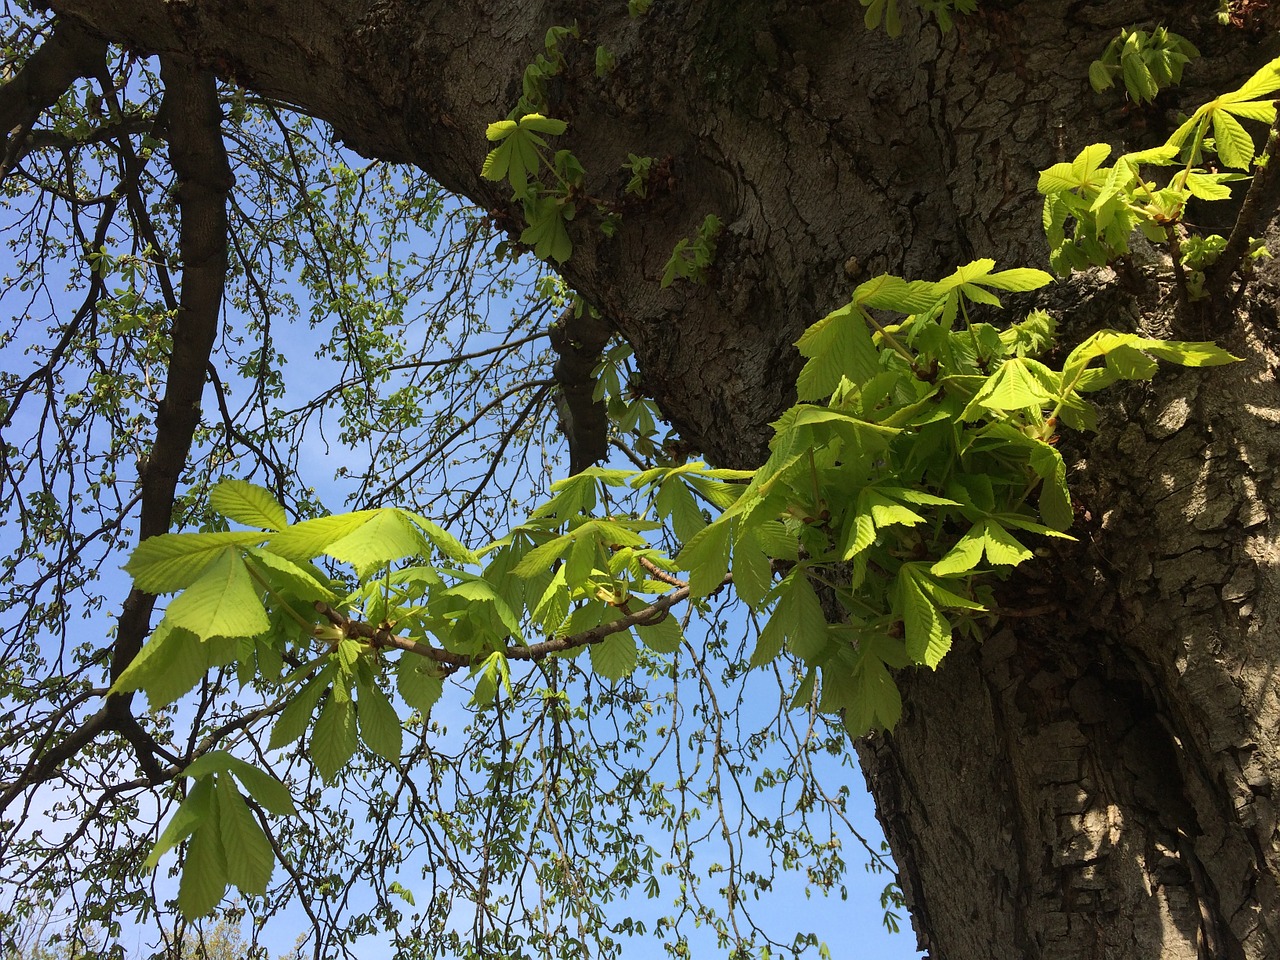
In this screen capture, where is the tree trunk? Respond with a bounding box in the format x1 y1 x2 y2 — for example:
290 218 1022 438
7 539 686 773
45 0 1280 955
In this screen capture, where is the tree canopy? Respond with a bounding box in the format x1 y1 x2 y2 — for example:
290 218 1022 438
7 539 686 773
3 2 1280 959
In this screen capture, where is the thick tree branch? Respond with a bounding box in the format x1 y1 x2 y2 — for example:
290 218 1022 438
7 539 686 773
0 17 107 179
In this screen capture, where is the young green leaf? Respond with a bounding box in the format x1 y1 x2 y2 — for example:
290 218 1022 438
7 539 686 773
311 694 357 784
397 655 445 716
215 775 274 896
589 631 638 681
178 789 228 918
125 531 266 594
209 478 288 531
164 548 271 642
356 676 403 764
635 612 684 654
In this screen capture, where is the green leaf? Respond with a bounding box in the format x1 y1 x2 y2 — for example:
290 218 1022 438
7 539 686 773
178 789 228 918
1223 55 1280 104
896 567 951 668
125 531 266 594
635 612 683 654
732 527 773 609
405 512 477 565
311 694 357 784
589 631 637 681
966 358 1055 415
655 477 708 544
215 775 274 897
930 526 985 576
532 566 571 633
209 479 288 531
521 195 573 263
244 547 334 602
749 609 786 668
325 510 427 576
396 655 445 715
223 758 298 817
512 534 572 578
1138 339 1239 367
1037 449 1073 532
146 777 214 869
795 304 880 399
356 676 403 764
1211 109 1256 170
675 519 732 598
778 570 828 663
853 274 940 313
164 548 271 642
269 511 376 563
268 665 333 750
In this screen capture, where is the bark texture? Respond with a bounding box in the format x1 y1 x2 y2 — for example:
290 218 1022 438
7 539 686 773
43 0 1280 956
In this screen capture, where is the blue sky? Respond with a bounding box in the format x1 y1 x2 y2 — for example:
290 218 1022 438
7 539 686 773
0 69 926 958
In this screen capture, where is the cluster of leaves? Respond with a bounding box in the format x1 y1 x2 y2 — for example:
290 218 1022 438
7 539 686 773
858 0 977 37
1088 26 1199 104
1040 55 1280 281
660 214 723 288
121 252 1234 913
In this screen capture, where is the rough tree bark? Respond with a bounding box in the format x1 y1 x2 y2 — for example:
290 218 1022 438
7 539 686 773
40 0 1280 956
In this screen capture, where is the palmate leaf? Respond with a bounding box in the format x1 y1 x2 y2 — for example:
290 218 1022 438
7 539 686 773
520 195 573 263
894 564 980 668
773 569 828 663
182 750 299 817
674 517 732 597
842 637 905 734
1211 108 1257 170
324 510 429 577
481 114 566 196
112 620 238 709
731 526 773 609
164 548 271 642
269 664 335 750
209 478 288 531
268 511 377 563
145 777 214 869
795 304 880 399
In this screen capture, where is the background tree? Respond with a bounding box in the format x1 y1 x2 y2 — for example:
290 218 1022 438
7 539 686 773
2 2 1279 959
